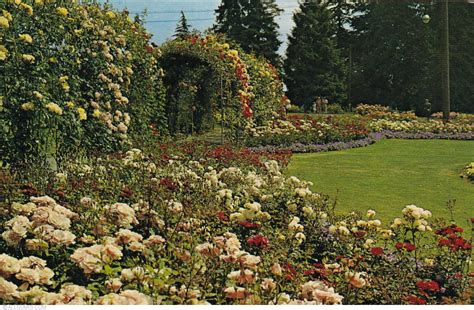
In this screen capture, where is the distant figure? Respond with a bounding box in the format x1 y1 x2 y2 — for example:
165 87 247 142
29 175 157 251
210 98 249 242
424 99 432 118
322 98 329 114
313 97 322 113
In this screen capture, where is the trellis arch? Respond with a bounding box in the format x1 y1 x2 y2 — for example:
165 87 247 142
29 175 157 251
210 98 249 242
159 35 286 139
159 35 253 138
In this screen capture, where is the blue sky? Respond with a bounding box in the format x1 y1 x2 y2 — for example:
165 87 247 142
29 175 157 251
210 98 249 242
100 0 300 54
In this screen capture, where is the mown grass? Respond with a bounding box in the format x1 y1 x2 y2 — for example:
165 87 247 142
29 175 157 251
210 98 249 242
287 139 474 230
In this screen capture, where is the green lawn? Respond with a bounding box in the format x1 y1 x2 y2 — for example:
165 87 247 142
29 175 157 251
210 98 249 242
286 139 474 229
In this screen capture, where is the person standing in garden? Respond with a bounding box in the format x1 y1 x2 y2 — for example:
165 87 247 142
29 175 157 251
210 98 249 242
313 97 322 113
424 99 432 118
323 98 329 114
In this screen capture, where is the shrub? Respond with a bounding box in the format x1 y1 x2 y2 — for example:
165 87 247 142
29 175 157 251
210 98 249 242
355 104 392 115
285 104 303 114
326 103 345 114
460 162 474 181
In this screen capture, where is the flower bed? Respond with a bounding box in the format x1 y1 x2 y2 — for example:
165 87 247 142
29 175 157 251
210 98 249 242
245 115 370 148
243 104 473 151
368 119 474 135
379 130 474 141
0 145 472 305
355 104 417 121
248 135 380 154
461 162 474 182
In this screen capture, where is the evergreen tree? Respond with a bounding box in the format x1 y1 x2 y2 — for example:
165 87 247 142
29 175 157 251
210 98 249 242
349 2 436 113
174 11 190 39
284 1 346 110
328 0 356 56
448 2 474 113
213 0 282 66
327 0 357 106
348 1 474 114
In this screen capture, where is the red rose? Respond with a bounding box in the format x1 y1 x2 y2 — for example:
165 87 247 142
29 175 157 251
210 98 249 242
395 242 404 250
217 211 229 222
238 221 261 229
246 234 269 249
406 295 427 305
438 238 450 246
416 280 440 293
304 269 317 276
404 242 416 252
353 230 367 238
283 263 297 281
370 247 384 256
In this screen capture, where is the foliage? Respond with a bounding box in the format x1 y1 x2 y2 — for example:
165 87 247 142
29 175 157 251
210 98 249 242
213 0 282 67
285 104 303 114
174 11 190 39
448 3 474 114
284 1 346 110
349 2 474 114
326 103 345 114
0 0 166 164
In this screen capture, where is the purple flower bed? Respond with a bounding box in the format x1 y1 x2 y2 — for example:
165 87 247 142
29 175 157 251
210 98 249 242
379 130 474 140
248 135 380 154
248 131 473 154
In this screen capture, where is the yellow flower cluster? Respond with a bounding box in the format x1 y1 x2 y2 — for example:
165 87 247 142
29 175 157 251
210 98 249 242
77 107 87 121
56 7 68 17
0 16 9 28
7 1 33 15
19 3 33 15
21 102 35 111
19 33 33 44
59 76 70 92
45 102 63 115
0 45 8 61
2 9 13 21
22 54 35 63
105 11 116 19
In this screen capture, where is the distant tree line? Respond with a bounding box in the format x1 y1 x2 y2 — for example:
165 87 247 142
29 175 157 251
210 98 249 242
175 1 473 114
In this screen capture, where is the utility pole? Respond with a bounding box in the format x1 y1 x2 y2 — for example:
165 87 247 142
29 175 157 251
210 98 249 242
440 0 450 122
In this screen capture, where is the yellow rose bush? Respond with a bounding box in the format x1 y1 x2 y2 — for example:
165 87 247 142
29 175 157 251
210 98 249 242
0 0 166 163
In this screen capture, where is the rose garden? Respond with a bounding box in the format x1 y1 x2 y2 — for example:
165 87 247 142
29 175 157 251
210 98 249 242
0 0 472 306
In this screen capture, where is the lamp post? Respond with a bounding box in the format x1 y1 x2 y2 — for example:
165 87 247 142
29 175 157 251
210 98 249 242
440 0 450 123
422 14 431 24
